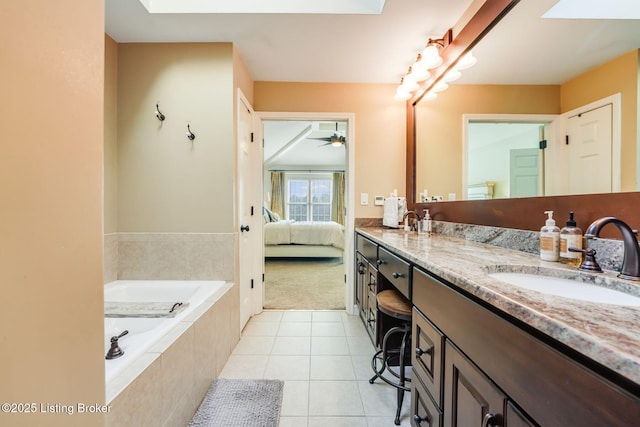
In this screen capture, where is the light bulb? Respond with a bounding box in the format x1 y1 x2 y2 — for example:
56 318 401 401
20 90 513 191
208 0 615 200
422 91 438 101
456 51 477 70
394 86 412 101
433 81 449 93
405 66 430 83
417 44 443 70
399 77 419 93
442 69 462 83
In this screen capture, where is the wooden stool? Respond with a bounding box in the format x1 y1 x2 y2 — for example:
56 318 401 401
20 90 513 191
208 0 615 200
369 289 412 425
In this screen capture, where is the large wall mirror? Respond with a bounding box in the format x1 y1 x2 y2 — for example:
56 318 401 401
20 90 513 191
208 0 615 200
411 0 640 204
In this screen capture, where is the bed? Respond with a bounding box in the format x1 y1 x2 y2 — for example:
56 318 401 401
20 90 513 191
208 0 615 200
264 219 345 259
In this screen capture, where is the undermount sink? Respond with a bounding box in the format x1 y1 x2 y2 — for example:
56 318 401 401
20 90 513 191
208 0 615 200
489 272 640 307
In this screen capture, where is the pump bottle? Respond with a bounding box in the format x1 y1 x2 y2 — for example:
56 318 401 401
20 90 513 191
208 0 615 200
422 209 432 235
560 211 583 266
540 211 560 261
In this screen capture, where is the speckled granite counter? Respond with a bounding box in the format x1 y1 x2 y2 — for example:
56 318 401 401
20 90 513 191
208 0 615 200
356 227 640 386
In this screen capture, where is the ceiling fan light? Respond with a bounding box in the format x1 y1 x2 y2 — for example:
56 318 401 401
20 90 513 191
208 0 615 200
456 51 477 70
418 44 443 70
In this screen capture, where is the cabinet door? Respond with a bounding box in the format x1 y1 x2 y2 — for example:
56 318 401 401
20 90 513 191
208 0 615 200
505 401 537 427
355 252 366 319
412 374 442 427
444 341 506 427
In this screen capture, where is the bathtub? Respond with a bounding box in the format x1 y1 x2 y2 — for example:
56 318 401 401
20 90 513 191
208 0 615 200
103 280 229 386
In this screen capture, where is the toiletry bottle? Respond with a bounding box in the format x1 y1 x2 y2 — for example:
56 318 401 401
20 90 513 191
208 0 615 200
540 211 560 261
422 209 432 235
560 211 583 266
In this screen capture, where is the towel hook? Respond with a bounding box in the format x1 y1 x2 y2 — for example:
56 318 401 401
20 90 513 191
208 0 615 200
186 124 196 141
155 103 165 121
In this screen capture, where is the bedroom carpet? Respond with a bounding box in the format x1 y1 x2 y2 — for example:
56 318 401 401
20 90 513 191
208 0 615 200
264 258 345 310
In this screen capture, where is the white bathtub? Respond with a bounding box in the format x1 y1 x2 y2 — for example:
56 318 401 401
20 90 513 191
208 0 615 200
103 280 228 385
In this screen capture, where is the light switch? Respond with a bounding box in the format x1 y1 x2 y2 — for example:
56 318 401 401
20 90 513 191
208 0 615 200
360 193 369 205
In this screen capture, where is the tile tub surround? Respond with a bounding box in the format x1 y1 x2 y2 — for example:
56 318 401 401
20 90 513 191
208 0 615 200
113 233 235 281
106 282 240 427
356 227 640 387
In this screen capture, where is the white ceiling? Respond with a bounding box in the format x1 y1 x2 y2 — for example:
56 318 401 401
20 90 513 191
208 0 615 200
106 0 640 85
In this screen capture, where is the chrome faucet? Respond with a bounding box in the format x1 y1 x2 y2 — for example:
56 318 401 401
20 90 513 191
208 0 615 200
584 217 640 281
402 210 422 232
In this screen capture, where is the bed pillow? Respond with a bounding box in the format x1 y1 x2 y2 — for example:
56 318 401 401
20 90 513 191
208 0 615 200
262 206 280 223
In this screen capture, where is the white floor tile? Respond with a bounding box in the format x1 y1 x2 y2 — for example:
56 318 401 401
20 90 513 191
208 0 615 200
231 336 275 355
252 310 284 322
312 311 343 322
308 381 364 416
282 311 313 322
351 355 375 381
343 320 370 337
281 380 309 416
311 336 350 355
264 355 310 380
279 416 308 427
278 322 313 337
218 355 268 379
308 416 368 427
357 380 411 419
347 336 377 355
242 321 280 337
312 322 346 337
310 355 356 380
366 416 412 427
272 336 312 355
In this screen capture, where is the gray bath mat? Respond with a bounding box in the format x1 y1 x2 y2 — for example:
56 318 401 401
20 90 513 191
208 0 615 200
189 379 284 427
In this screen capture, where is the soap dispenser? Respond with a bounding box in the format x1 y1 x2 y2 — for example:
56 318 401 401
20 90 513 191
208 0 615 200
540 211 560 261
560 211 583 266
422 209 432 235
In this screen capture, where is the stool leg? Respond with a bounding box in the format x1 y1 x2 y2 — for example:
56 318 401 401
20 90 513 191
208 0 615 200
369 325 402 384
394 329 409 425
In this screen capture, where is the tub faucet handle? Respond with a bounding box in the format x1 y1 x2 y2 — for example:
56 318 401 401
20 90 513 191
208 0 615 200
106 330 129 360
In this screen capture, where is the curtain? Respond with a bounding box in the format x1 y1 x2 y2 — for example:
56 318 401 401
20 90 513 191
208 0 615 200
270 171 285 219
331 171 345 226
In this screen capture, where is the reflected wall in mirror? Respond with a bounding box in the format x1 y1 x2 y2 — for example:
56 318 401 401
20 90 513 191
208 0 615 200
412 0 640 203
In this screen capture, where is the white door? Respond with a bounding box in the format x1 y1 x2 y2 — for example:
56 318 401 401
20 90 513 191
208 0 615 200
509 147 540 198
567 104 612 195
237 92 261 330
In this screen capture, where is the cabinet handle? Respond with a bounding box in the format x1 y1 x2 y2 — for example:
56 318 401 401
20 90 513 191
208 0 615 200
376 259 384 265
357 262 365 274
415 347 432 357
413 414 425 425
392 272 404 279
482 413 498 427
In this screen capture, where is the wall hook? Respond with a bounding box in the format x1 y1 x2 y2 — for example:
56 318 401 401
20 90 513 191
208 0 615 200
186 124 196 141
155 103 165 121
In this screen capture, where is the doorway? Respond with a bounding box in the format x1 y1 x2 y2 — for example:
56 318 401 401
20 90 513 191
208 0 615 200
258 112 356 314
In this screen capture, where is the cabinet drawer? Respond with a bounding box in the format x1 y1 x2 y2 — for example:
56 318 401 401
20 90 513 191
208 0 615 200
356 234 378 264
412 308 444 408
411 373 442 427
378 247 411 299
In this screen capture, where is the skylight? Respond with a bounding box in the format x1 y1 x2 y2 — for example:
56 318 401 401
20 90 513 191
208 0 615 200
543 0 640 19
139 0 387 14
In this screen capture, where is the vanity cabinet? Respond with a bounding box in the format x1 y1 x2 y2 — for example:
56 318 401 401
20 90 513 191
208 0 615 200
355 233 379 344
412 266 640 427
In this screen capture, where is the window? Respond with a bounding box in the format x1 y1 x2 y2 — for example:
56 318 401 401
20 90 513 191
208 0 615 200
285 173 332 221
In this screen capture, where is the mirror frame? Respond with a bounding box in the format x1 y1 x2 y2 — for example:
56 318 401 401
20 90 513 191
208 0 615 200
405 0 639 236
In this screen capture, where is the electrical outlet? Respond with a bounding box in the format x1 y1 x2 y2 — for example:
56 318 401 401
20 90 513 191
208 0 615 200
360 193 369 205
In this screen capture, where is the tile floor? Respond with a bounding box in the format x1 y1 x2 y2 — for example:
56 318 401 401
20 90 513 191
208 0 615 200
220 310 412 426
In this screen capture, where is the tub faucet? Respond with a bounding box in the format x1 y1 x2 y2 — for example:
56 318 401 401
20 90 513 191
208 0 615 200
105 330 129 360
584 216 640 281
402 211 422 232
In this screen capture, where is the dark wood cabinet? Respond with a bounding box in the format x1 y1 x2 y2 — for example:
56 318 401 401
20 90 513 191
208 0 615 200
355 233 379 345
411 375 442 427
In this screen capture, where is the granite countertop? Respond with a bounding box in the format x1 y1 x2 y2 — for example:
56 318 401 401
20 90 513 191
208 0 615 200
356 227 640 385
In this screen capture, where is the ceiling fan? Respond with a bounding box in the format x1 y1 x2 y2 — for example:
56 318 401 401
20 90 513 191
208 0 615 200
309 122 347 147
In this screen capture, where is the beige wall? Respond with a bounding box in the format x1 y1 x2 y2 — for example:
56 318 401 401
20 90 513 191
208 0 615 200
415 85 561 198
561 49 639 191
254 82 406 218
117 43 236 233
0 0 106 426
105 35 119 234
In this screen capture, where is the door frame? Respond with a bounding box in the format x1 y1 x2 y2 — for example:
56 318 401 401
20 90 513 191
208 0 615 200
257 111 357 315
